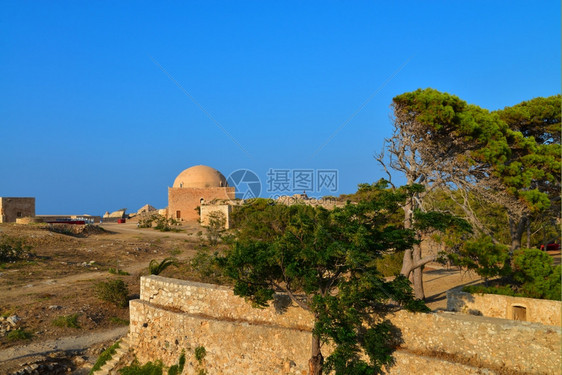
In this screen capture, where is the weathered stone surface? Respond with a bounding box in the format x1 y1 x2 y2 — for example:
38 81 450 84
447 288 561 326
0 197 35 223
137 204 156 215
130 276 562 375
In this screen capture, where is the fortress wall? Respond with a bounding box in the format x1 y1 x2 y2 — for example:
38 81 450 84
447 288 561 326
130 276 561 374
139 275 313 330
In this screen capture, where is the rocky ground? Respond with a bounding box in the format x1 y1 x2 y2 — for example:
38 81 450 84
0 222 203 373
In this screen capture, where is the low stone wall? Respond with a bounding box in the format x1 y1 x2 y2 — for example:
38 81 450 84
129 276 562 374
447 288 561 326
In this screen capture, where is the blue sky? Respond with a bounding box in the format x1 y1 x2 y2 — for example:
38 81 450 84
1 1 560 215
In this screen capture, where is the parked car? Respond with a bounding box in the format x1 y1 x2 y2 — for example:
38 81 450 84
117 218 126 224
540 242 560 251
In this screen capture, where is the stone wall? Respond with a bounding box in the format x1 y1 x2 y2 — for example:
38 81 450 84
200 205 232 229
168 187 235 222
447 288 561 326
0 197 35 223
129 276 562 374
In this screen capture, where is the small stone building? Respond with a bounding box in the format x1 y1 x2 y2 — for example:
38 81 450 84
0 197 35 223
168 165 235 222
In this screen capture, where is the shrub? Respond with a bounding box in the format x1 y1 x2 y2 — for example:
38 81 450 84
204 211 226 246
94 279 129 308
148 258 178 275
108 267 130 276
154 216 181 232
119 360 163 375
6 328 32 341
52 313 80 328
189 248 227 284
448 236 509 285
167 351 187 375
90 340 120 374
194 345 206 363
513 248 561 300
0 234 33 263
138 215 157 228
462 248 561 301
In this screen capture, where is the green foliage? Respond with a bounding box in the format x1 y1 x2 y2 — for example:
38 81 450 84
204 211 226 246
108 267 130 276
94 279 129 308
392 89 561 250
52 313 80 328
109 316 130 326
194 345 206 363
89 340 120 374
219 187 429 373
119 360 163 375
189 248 227 284
374 251 404 277
413 210 472 234
178 351 186 373
6 328 32 341
461 248 561 300
0 234 33 263
139 214 182 232
496 95 561 146
138 214 157 228
155 216 181 232
513 248 561 300
148 257 178 275
448 236 510 283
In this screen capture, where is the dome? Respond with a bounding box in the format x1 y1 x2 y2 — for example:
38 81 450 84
172 165 228 188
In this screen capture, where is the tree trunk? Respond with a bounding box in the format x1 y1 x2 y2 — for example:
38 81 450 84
400 249 413 278
509 216 527 253
526 219 531 249
400 192 425 299
309 332 323 375
412 244 425 299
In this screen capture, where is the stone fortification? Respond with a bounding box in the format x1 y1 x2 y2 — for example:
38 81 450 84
129 276 561 374
447 288 561 326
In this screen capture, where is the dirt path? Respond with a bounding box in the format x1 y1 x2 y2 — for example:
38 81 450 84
0 326 128 363
101 222 200 239
422 266 482 310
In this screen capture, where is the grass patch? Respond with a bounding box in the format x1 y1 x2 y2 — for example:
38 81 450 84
52 313 80 328
108 267 130 276
36 292 55 301
94 279 129 308
109 316 130 326
6 328 32 341
170 248 183 256
119 360 163 375
90 340 120 374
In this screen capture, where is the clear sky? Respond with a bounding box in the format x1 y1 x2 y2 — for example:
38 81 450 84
1 1 560 215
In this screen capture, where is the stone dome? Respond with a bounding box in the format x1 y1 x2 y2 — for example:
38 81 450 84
172 165 228 188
